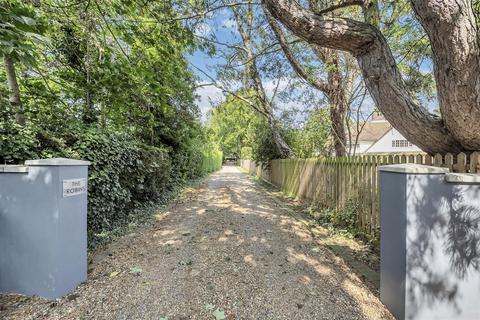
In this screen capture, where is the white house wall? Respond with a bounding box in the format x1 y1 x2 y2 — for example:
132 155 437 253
348 141 374 155
365 128 422 154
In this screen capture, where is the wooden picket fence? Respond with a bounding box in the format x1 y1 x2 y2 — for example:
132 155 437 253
240 152 480 240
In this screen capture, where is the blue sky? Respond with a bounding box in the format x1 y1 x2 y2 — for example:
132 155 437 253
186 9 239 119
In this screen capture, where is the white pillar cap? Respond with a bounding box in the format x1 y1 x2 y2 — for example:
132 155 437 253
445 173 480 184
0 165 29 173
25 158 91 166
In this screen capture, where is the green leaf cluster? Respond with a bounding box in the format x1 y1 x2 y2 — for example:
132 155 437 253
206 92 262 158
287 108 331 158
0 0 46 63
240 146 253 160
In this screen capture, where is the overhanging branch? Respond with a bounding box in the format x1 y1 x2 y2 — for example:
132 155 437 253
190 63 271 119
314 0 364 15
262 0 463 154
264 7 330 93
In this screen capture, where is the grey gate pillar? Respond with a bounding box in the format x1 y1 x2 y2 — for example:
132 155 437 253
379 164 480 320
0 158 90 299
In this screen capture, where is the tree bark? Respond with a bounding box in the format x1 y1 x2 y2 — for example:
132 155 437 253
325 51 348 157
268 117 294 158
410 0 480 150
3 54 25 126
262 0 468 154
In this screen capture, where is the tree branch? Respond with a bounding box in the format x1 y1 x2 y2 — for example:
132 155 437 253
170 2 260 22
264 7 330 93
315 0 364 15
190 63 270 119
94 0 130 61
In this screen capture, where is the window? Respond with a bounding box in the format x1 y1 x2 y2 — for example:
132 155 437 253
392 140 412 148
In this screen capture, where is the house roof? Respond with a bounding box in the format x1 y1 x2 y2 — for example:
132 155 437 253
348 120 392 142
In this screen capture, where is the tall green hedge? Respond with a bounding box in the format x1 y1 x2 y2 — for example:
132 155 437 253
202 148 223 173
72 129 172 239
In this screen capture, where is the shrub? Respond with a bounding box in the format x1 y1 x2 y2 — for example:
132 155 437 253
72 129 145 237
202 148 223 173
0 121 219 246
130 144 172 203
314 201 359 233
0 121 40 163
69 128 177 243
252 125 286 168
240 146 252 160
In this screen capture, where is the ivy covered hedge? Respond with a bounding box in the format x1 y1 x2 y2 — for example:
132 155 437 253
72 129 174 239
0 122 221 245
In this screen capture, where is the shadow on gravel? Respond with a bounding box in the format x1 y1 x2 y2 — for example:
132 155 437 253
0 165 392 320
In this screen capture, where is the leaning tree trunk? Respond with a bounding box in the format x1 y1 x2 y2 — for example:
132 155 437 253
311 46 348 156
410 0 480 151
264 7 347 156
231 2 294 158
263 0 480 154
3 54 25 126
268 117 294 158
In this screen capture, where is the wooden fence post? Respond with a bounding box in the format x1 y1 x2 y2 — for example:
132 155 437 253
470 152 480 173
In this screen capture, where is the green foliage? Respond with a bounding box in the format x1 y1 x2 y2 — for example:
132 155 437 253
0 118 39 162
240 147 253 160
207 93 261 158
207 92 288 166
212 97 331 163
251 123 286 166
0 123 179 243
314 202 359 233
287 108 331 158
308 200 378 246
381 0 436 100
71 128 172 239
0 1 46 63
201 145 223 173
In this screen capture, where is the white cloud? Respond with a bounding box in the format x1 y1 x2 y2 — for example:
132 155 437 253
194 22 212 37
194 78 324 123
263 78 290 97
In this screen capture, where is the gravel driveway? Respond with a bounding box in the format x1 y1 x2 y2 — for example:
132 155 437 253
0 166 393 320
